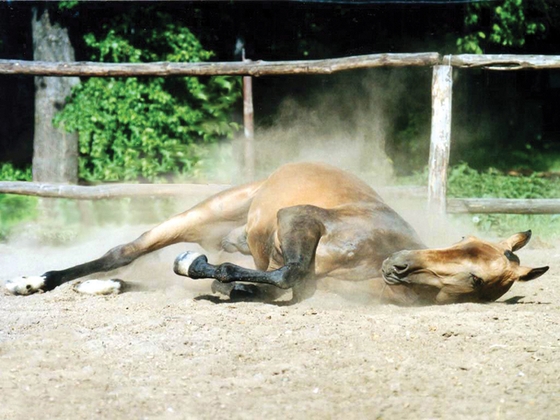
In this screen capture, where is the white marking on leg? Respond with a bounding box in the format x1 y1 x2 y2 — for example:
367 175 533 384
73 279 125 295
174 251 202 276
5 276 46 295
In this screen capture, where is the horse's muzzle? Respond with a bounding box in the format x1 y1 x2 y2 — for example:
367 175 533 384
382 251 415 285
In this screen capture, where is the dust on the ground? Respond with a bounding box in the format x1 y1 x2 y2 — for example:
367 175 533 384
1 221 559 420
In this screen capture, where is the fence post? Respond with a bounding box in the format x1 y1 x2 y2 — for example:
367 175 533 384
242 50 255 180
428 64 453 216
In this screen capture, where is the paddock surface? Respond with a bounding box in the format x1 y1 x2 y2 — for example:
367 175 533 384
1 228 559 420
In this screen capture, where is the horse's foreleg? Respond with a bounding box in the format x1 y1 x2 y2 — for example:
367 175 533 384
174 205 326 303
6 181 263 295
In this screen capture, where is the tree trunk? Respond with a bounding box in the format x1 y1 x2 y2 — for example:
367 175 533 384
32 7 79 183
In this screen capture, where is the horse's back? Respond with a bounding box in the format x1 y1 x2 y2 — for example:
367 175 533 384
248 162 382 224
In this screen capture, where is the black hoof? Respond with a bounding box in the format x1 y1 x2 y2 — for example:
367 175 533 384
211 280 263 300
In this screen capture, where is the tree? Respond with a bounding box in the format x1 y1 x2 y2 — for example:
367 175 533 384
457 0 549 53
32 6 79 183
54 8 241 182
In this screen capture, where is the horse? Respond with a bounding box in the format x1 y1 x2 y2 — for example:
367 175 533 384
5 162 549 305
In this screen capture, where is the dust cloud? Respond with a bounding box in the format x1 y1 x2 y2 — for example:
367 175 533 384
244 69 463 247
250 72 400 185
2 69 462 297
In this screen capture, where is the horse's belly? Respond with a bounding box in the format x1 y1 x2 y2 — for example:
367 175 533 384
313 239 383 281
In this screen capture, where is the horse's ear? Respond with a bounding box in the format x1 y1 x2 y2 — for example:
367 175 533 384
501 230 532 251
517 266 549 282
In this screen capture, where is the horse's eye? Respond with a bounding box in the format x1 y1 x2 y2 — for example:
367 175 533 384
471 274 484 288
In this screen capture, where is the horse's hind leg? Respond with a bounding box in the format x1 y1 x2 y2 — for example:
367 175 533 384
6 180 263 295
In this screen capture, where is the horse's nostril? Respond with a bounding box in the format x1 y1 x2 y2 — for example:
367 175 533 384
394 264 409 274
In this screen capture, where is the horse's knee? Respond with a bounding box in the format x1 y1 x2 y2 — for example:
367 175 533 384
103 243 138 268
214 263 238 282
275 263 309 289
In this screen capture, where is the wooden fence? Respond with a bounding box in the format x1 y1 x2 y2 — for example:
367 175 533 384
1 53 559 214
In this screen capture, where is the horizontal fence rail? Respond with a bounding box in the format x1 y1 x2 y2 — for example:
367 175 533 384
0 53 440 77
447 54 560 70
0 181 427 201
0 182 230 200
447 198 560 215
3 54 560 78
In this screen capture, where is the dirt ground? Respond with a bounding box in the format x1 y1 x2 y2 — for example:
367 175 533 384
1 223 559 420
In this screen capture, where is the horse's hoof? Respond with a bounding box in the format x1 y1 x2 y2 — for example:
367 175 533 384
211 281 262 299
229 283 263 300
174 251 203 277
73 279 125 295
211 280 235 296
4 276 46 295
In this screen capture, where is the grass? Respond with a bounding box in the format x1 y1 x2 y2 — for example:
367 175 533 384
447 163 560 199
0 163 37 241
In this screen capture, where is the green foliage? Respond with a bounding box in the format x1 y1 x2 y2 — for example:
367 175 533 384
0 162 32 181
401 163 559 199
55 9 241 182
457 0 548 53
0 163 37 241
58 1 79 11
447 162 559 199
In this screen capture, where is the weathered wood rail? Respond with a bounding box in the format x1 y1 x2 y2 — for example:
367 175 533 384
4 54 559 77
1 52 559 215
0 182 230 200
0 181 427 201
447 198 560 215
0 53 440 77
447 54 560 70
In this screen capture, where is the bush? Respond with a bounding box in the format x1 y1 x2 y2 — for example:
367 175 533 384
54 9 241 182
0 163 37 241
447 162 560 199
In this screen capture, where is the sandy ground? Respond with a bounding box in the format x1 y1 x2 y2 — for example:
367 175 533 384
1 223 559 420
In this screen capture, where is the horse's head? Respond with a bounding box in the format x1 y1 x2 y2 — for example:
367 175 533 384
382 230 549 304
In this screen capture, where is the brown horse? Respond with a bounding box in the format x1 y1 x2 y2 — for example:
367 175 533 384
6 162 548 304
